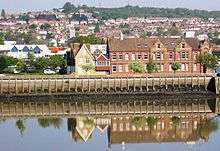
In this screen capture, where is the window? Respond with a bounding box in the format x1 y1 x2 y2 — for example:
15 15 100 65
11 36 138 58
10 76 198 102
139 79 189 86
85 58 90 63
185 64 189 71
119 123 123 131
131 53 135 60
113 123 117 131
169 64 172 71
182 43 185 48
144 43 148 48
138 54 142 60
181 64 185 71
119 53 123 60
169 52 173 60
126 123 130 131
193 63 197 71
181 52 189 59
144 53 148 60
156 52 161 60
112 53 117 60
157 43 161 48
137 43 141 48
125 53 129 60
125 65 129 72
119 65 123 72
112 65 117 72
156 64 161 71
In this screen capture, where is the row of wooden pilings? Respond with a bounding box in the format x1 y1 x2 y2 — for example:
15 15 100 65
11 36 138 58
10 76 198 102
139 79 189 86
0 99 215 117
0 76 213 94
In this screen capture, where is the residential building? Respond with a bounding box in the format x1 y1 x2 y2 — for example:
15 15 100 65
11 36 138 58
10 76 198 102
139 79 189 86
108 38 210 75
0 45 51 59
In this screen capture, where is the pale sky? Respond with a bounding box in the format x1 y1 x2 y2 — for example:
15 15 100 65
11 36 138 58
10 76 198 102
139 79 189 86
1 0 220 13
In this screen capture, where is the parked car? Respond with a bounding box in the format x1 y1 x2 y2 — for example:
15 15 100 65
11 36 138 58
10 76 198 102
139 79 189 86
44 68 56 75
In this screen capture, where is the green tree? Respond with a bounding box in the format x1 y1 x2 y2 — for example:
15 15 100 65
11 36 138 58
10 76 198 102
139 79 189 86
146 117 158 134
48 55 66 69
16 119 26 136
131 117 147 128
146 60 157 73
198 118 219 141
81 63 95 73
40 23 51 31
38 118 63 129
129 61 145 73
16 59 25 72
94 23 100 33
0 36 4 44
34 57 48 71
171 62 181 73
29 24 38 30
0 55 18 73
197 52 218 73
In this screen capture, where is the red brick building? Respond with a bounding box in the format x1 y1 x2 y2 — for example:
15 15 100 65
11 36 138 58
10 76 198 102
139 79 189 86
108 38 210 75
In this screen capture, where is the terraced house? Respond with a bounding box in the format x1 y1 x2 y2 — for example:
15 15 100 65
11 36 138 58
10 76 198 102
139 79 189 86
108 38 210 75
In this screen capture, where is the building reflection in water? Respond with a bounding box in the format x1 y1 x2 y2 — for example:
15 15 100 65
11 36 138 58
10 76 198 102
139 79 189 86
67 114 218 148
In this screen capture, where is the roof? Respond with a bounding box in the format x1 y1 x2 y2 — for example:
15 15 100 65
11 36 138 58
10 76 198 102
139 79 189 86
109 38 201 52
0 45 49 52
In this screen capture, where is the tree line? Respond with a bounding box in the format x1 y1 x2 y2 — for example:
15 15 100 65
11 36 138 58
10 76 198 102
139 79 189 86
0 52 66 74
62 2 220 19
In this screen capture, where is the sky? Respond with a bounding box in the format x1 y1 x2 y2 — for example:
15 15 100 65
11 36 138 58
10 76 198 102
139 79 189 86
1 0 220 13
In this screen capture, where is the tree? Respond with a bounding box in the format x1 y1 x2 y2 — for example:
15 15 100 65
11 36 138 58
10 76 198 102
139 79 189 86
1 9 6 19
146 117 158 134
81 63 95 73
16 119 26 136
94 23 100 33
0 55 18 73
197 52 218 73
40 23 51 31
16 59 25 72
0 36 4 45
48 55 66 69
146 60 157 73
171 62 181 73
129 61 145 73
29 24 38 30
38 118 63 129
131 117 147 128
34 57 48 71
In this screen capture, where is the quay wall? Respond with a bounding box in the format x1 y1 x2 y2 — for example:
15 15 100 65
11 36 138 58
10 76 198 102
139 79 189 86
0 76 215 95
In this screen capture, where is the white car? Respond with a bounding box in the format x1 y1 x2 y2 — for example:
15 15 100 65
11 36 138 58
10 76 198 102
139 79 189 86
44 69 56 75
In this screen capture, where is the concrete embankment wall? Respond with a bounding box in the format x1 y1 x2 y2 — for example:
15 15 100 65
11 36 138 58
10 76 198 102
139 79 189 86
0 76 214 95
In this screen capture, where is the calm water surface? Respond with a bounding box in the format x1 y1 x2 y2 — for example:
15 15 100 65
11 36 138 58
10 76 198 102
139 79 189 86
0 95 219 151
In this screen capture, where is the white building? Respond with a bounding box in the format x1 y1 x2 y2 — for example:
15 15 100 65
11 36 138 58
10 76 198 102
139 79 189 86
0 45 52 59
90 44 107 55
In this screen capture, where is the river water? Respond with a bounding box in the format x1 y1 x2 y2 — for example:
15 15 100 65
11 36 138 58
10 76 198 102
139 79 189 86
0 95 219 151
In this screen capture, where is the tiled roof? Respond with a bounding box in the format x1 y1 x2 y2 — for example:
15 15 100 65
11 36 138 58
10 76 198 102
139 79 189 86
109 38 201 52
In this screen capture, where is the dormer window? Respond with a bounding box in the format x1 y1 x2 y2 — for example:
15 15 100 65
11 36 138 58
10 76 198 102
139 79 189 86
157 44 161 48
137 43 141 48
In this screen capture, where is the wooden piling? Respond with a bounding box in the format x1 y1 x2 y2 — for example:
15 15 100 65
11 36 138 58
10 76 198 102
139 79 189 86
0 78 2 94
41 78 44 93
28 78 31 93
62 78 65 92
15 78 18 94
